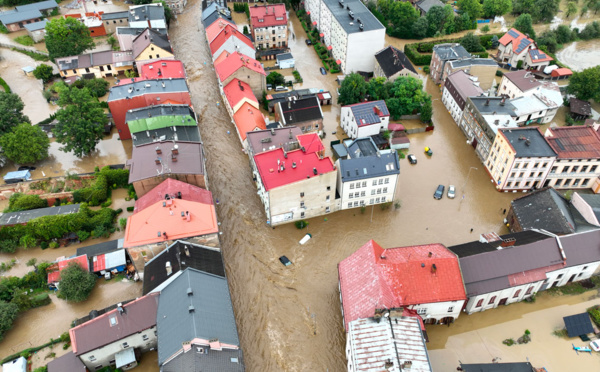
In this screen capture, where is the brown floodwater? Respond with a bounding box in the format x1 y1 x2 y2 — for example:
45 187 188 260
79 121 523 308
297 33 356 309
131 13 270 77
170 4 517 371
555 39 600 72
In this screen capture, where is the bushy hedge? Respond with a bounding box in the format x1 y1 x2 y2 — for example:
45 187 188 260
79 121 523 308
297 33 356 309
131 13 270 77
588 306 600 327
5 193 48 213
404 44 432 66
72 167 129 206
404 33 501 66
99 166 129 189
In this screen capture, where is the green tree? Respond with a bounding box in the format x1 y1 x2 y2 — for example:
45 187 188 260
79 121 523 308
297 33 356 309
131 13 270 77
460 32 484 52
338 73 368 105
266 71 286 86
0 123 50 164
512 0 535 14
72 78 109 98
0 301 18 340
0 92 29 135
534 0 560 22
378 0 420 38
411 17 429 39
426 6 452 36
388 76 431 119
483 0 512 17
458 0 483 20
153 0 173 24
45 18 95 61
57 263 96 302
420 100 433 122
243 25 249 34
567 66 600 102
107 35 119 51
53 86 107 157
555 25 574 44
513 13 536 39
367 77 392 100
566 1 578 17
33 64 54 84
587 0 600 14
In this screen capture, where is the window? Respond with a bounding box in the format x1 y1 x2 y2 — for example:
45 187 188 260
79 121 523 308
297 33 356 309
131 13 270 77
360 200 365 206
379 179 383 185
354 201 358 207
525 286 534 295
371 190 375 195
476 299 484 307
385 178 389 184
562 167 570 173
583 266 588 270
417 308 426 315
369 198 374 204
95 367 103 371
326 206 330 213
519 172 524 178
572 166 579 173
354 192 359 198
326 195 330 201
142 334 149 341
122 342 129 348
591 165 597 172
557 274 563 279
564 179 572 187
349 193 353 199
300 212 305 218
350 183 354 189
582 166 588 172
511 172 516 178
507 182 512 187
551 166 557 173
300 192 304 197
89 356 96 361
488 296 496 304
555 179 562 186
383 187 388 193
300 201 305 208
327 186 331 191
377 189 381 194
448 306 454 312
372 180 377 186
361 191 365 197
362 181 367 188
156 54 160 58
534 162 539 168
347 203 352 208
513 289 521 298
573 179 580 187
542 162 548 168
382 196 386 202
376 197 380 203
583 178 590 186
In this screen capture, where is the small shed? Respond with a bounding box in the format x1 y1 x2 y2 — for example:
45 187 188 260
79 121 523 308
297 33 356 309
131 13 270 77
21 66 35 77
551 68 573 78
569 98 592 120
23 19 48 42
563 313 594 338
3 170 31 184
390 135 410 150
317 91 332 105
2 357 27 372
276 52 295 69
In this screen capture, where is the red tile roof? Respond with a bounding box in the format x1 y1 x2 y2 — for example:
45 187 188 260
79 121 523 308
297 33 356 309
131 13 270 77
545 126 600 159
232 102 267 141
338 240 466 331
223 78 258 112
499 28 535 53
254 145 335 191
215 51 266 82
551 68 573 77
249 4 287 29
70 293 159 355
297 133 324 154
139 59 186 81
209 25 254 55
213 50 230 66
508 263 564 286
124 198 218 248
134 178 214 213
205 18 237 43
47 255 90 284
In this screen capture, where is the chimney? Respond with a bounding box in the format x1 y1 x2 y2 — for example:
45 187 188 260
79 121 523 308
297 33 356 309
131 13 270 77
147 19 151 29
500 98 505 106
501 237 516 247
292 162 297 168
185 211 190 222
428 251 432 257
155 157 161 165
155 146 162 154
117 303 125 315
172 145 179 155
313 167 318 175
171 153 178 162
431 264 437 273
184 244 190 257
166 261 172 275
384 360 394 369
402 361 413 369
485 98 490 106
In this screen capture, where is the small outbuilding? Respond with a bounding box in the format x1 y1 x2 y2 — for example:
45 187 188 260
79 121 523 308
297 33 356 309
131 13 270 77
276 52 295 69
570 98 592 120
3 170 31 184
23 19 48 42
21 66 35 77
2 357 27 372
550 67 573 78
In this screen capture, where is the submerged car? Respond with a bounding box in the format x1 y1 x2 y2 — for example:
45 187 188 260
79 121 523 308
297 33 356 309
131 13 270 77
434 185 445 200
407 154 417 164
320 67 327 75
305 39 312 46
447 185 456 199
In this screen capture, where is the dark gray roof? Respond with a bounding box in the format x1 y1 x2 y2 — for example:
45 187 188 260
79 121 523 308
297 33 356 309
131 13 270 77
374 46 417 78
132 126 201 146
415 0 444 14
129 4 166 22
432 43 470 61
449 230 551 258
246 127 303 156
346 137 378 158
348 100 389 126
321 0 384 34
47 352 87 372
162 346 244 372
501 127 557 158
0 9 41 25
143 241 225 295
558 230 600 267
102 11 129 20
0 204 81 226
469 97 516 116
202 2 232 27
570 98 592 116
564 313 594 337
577 193 600 222
510 188 575 235
451 230 564 296
23 19 48 31
125 104 195 122
157 268 243 367
56 56 78 71
276 52 293 61
76 239 123 257
15 0 57 12
108 78 189 102
340 151 400 182
449 58 498 68
461 362 535 372
278 96 322 126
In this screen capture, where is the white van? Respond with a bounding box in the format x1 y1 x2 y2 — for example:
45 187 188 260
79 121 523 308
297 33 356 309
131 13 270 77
275 86 287 92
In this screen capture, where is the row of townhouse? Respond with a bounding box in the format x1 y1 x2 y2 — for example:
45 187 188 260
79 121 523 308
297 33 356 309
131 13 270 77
430 43 498 91
337 227 600 370
303 0 385 73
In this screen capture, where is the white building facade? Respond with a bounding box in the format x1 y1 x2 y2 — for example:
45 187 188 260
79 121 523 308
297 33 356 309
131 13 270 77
340 100 390 139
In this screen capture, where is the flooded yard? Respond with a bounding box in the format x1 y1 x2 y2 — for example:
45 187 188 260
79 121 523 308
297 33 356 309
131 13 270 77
555 39 600 72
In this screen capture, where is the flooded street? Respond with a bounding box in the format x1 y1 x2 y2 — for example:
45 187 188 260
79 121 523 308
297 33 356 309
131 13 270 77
555 39 600 72
170 4 515 371
428 291 600 370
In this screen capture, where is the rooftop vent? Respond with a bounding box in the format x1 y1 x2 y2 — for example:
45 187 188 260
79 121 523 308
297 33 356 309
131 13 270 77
187 287 193 296
188 305 195 313
431 264 437 273
313 167 318 175
166 261 172 275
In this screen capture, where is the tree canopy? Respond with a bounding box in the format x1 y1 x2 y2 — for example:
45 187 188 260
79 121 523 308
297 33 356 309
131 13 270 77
567 66 600 102
45 17 95 61
534 0 560 22
53 85 107 157
0 123 50 164
266 71 286 86
338 73 368 105
0 301 19 340
482 0 512 17
458 0 483 21
5 193 48 213
513 13 536 39
33 65 54 84
57 263 96 302
460 32 484 52
0 92 29 135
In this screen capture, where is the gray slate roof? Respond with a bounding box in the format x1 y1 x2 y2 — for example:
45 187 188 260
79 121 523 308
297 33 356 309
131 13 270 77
108 78 189 101
102 11 129 20
558 229 600 267
246 127 303 156
501 127 557 158
23 18 47 31
132 126 201 146
15 0 57 12
0 204 81 227
322 0 384 34
433 43 470 61
339 151 400 182
415 0 444 14
449 230 564 296
129 4 165 23
157 268 243 368
276 52 293 62
162 347 244 372
348 100 389 126
449 58 498 68
510 188 575 235
0 9 41 25
374 46 417 78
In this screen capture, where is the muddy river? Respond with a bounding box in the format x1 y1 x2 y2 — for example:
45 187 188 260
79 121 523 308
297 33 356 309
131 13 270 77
167 4 517 371
555 39 600 72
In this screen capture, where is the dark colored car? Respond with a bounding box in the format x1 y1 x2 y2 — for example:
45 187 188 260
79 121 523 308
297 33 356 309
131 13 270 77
320 67 327 75
18 166 36 171
407 154 417 164
305 39 312 45
433 184 445 200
